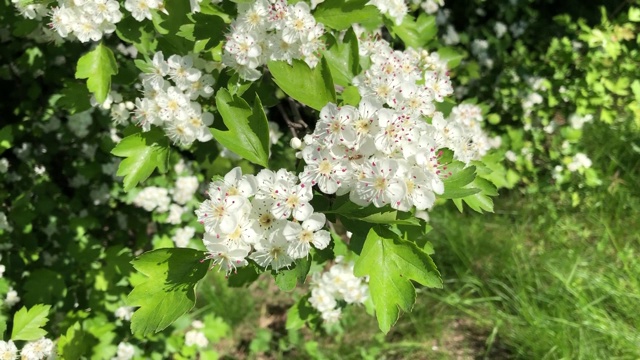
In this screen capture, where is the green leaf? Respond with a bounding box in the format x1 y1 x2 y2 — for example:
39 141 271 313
273 257 311 291
116 15 157 55
10 304 51 341
441 164 477 199
354 227 441 333
57 322 87 360
111 128 170 191
267 58 336 111
386 13 437 49
322 28 360 86
341 85 361 106
23 269 66 306
313 0 382 30
629 7 640 22
57 82 92 114
191 13 227 50
212 89 270 167
75 43 118 104
437 47 464 69
286 296 318 330
458 177 496 213
0 125 13 155
329 196 420 226
127 248 210 336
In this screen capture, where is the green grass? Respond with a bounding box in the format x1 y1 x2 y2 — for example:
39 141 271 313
344 168 639 359
193 189 640 359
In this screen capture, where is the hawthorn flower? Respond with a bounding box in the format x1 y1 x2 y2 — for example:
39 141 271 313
203 235 250 274
185 329 209 348
196 194 246 234
315 103 357 147
308 258 369 324
172 226 195 248
352 159 405 207
113 342 135 360
283 212 330 259
0 341 18 360
172 176 199 205
249 228 294 271
21 338 55 360
299 148 347 194
4 287 19 307
222 0 324 79
271 181 314 221
131 52 217 146
133 186 171 213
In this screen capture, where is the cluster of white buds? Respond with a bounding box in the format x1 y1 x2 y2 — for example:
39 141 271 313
223 0 325 81
195 167 330 274
132 52 216 147
308 257 369 324
48 0 123 42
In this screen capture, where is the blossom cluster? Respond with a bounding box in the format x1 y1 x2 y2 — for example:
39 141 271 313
355 39 453 113
294 36 501 211
124 0 165 22
132 174 200 229
184 320 209 348
91 91 135 126
443 103 500 163
308 257 369 324
48 0 123 43
0 338 54 360
368 0 444 25
195 167 330 274
223 0 325 81
132 52 215 147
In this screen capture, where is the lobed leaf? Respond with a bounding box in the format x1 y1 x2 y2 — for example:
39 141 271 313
212 89 270 167
313 0 382 30
354 227 442 333
127 248 210 337
267 58 336 111
75 43 118 104
386 13 437 49
322 28 360 87
10 304 51 341
110 128 170 191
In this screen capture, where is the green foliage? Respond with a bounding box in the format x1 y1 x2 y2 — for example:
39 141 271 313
354 227 442 333
10 304 50 341
0 125 13 155
75 43 118 104
111 128 170 191
386 13 437 49
57 322 87 360
313 0 382 30
212 89 270 167
273 257 311 291
267 58 337 111
127 248 210 336
322 28 360 87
